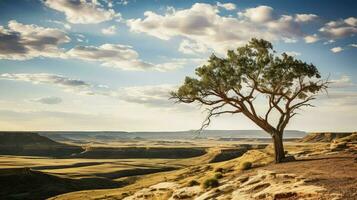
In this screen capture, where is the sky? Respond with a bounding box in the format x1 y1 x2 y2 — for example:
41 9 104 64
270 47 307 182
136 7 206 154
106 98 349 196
0 0 356 132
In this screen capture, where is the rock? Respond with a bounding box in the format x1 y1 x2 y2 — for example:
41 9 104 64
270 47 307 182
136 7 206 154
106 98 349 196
169 186 201 200
330 142 348 151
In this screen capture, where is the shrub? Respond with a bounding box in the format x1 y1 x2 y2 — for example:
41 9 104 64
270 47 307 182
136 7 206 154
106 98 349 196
202 178 219 188
187 180 199 187
214 173 223 179
241 162 252 170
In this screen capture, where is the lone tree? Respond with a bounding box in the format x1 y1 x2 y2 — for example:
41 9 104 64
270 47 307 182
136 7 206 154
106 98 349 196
170 38 328 163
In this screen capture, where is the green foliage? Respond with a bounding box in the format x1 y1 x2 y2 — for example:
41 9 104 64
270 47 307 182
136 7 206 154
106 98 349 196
241 162 252 170
214 173 223 179
202 178 219 188
172 38 324 102
170 38 328 134
187 180 200 187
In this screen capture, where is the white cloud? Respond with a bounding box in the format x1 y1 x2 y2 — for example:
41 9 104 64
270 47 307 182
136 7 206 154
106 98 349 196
350 43 357 48
67 43 155 71
47 20 71 30
0 20 70 60
216 2 236 10
330 75 355 88
101 25 116 35
319 17 357 38
344 17 357 26
0 73 93 94
67 43 194 71
119 0 129 5
44 0 118 24
240 5 275 23
178 39 208 54
29 96 63 105
295 14 318 23
330 46 343 53
282 37 298 43
285 51 301 57
127 3 312 54
116 84 176 107
304 34 319 43
323 39 335 45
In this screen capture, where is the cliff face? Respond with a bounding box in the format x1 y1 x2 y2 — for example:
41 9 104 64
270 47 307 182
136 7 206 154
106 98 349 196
0 132 82 157
300 132 356 142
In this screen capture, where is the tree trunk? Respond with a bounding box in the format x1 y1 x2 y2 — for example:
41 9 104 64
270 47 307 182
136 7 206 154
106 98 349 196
272 133 285 163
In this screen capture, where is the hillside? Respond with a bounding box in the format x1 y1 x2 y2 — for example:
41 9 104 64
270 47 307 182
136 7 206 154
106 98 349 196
39 130 306 142
0 132 82 157
50 134 357 200
300 132 356 143
0 168 122 200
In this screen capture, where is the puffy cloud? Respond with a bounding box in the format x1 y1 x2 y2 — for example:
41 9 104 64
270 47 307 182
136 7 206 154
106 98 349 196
0 20 70 60
67 43 195 71
240 5 275 23
127 4 312 54
101 25 116 35
304 34 319 43
350 44 357 48
319 17 357 38
216 2 236 10
116 85 175 107
43 0 118 24
330 46 343 53
344 17 357 26
66 44 155 70
29 96 63 105
295 14 318 23
0 73 93 94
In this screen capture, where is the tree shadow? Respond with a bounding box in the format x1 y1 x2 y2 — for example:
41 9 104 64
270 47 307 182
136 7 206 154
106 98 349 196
293 156 353 162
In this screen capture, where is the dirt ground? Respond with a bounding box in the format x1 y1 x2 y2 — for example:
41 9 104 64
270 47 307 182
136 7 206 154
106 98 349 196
261 152 357 199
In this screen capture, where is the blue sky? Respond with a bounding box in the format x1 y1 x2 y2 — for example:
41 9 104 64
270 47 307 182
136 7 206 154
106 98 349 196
0 0 356 131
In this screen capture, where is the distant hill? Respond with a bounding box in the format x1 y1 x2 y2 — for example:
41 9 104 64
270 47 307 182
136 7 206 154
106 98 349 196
39 130 306 142
0 168 121 200
300 132 356 142
0 132 82 157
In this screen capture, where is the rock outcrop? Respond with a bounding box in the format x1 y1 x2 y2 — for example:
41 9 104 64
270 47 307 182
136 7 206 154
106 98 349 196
121 169 340 200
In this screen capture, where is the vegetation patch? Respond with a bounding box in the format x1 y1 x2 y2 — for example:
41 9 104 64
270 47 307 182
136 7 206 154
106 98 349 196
241 162 252 170
202 178 219 188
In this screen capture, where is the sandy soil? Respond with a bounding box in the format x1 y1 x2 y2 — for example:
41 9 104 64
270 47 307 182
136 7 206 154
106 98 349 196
261 152 357 199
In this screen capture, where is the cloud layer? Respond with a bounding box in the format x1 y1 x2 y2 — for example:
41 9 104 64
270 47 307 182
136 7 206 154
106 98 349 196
0 20 70 60
29 96 63 105
127 3 317 54
0 73 93 94
319 17 357 38
43 0 117 24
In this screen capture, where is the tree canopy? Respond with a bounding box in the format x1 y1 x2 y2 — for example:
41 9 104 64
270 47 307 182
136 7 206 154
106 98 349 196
170 38 328 163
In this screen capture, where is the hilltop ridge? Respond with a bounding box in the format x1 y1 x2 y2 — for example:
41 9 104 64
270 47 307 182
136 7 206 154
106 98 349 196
0 132 82 157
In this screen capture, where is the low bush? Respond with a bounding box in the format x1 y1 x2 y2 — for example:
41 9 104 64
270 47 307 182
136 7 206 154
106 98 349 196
214 173 223 179
187 180 199 187
202 178 219 188
241 161 252 170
